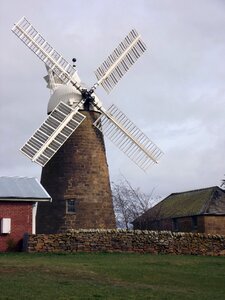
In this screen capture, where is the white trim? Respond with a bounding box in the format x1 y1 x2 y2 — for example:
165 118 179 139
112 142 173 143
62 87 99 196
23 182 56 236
0 198 51 202
1 218 11 234
32 202 38 234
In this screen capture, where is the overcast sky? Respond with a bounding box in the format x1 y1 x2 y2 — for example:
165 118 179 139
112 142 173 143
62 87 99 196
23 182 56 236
1 0 225 198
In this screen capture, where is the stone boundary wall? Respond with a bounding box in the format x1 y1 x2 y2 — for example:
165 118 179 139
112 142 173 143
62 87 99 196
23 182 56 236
25 229 225 256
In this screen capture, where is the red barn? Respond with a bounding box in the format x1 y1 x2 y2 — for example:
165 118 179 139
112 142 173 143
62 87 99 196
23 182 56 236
0 177 51 251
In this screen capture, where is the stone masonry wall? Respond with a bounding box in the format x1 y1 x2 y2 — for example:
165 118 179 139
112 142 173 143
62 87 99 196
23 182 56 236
37 111 116 233
25 229 225 256
204 216 225 235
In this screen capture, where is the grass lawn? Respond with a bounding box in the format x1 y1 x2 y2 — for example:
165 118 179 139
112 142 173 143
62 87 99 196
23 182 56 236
0 253 224 299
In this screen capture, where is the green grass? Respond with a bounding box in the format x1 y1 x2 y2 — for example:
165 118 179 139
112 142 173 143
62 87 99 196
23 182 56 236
0 253 225 299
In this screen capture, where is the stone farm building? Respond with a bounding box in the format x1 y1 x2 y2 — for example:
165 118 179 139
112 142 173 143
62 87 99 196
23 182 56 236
0 177 51 251
133 186 225 235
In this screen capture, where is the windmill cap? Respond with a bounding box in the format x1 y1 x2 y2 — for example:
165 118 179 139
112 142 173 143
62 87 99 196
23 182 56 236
47 84 102 114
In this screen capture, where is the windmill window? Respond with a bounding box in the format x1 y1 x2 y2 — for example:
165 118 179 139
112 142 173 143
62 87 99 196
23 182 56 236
66 199 77 214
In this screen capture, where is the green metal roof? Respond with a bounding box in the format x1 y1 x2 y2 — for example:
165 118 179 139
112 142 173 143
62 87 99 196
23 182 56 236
134 186 225 223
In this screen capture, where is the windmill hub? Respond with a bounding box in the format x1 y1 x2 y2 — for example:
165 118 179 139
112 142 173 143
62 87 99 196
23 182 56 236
81 89 95 111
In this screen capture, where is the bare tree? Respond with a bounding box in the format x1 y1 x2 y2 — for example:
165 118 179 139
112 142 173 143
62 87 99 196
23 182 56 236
221 177 225 188
111 176 161 229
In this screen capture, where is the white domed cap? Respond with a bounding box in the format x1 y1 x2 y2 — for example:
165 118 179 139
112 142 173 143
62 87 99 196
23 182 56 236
47 85 82 114
47 84 102 114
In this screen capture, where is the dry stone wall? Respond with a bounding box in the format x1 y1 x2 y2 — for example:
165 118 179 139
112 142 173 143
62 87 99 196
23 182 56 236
25 229 225 256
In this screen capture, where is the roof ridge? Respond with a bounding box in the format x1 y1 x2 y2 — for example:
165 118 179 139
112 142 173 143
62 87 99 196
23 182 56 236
198 186 216 214
170 186 221 197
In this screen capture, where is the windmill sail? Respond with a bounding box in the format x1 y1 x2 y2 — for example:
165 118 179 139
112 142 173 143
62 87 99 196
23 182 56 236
94 105 163 171
12 17 81 89
94 29 146 93
12 16 163 172
21 102 86 167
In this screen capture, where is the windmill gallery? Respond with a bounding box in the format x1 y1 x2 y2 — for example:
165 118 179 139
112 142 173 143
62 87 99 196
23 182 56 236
9 17 163 235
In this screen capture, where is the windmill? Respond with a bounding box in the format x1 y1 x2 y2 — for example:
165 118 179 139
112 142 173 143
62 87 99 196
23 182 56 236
12 17 163 233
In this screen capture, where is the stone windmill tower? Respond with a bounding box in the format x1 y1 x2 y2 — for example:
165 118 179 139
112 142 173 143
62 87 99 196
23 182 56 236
12 17 163 233
38 75 115 233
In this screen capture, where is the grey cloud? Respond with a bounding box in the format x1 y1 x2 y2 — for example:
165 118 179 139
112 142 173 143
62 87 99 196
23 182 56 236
1 0 225 198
